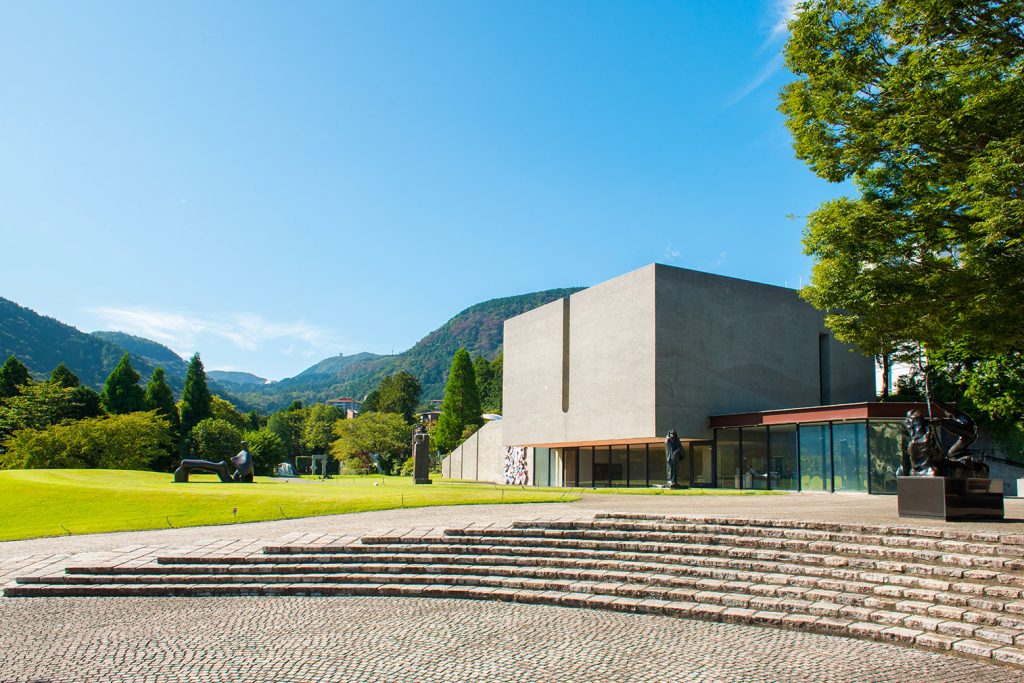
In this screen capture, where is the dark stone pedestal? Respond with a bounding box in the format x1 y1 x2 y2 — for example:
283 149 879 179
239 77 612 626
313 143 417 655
897 477 1004 521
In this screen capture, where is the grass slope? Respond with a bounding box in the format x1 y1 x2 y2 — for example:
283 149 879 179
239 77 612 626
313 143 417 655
0 470 579 541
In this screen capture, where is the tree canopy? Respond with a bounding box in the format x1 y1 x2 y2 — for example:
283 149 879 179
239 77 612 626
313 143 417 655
363 371 421 423
100 354 146 415
49 363 80 388
179 353 213 440
330 411 411 475
434 348 482 453
780 0 1024 359
0 355 31 398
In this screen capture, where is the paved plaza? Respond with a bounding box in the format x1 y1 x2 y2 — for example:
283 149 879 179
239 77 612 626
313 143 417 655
3 492 1023 682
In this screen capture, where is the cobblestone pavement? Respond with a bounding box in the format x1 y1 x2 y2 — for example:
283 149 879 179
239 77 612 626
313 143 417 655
3 494 1024 682
0 596 1019 683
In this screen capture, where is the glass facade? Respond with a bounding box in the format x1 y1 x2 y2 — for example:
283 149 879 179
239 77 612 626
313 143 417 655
769 424 798 490
533 420 904 494
798 423 831 491
717 428 740 489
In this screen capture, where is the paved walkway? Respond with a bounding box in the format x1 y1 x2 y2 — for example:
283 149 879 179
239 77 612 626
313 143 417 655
2 492 1023 682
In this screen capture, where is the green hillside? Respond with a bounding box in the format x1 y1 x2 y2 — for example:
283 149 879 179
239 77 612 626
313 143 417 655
0 298 154 389
207 370 269 387
0 298 249 407
233 288 582 411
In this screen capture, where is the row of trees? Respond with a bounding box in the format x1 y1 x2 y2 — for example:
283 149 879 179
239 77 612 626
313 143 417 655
781 0 1024 453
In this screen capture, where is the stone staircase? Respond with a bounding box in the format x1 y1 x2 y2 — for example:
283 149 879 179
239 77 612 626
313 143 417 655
7 513 1024 668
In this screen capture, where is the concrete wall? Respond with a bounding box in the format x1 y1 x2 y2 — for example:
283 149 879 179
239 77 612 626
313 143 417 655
440 420 505 483
504 263 875 447
503 266 657 447
654 264 875 438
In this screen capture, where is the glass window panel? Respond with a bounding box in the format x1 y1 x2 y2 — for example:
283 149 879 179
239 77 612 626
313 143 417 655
676 441 690 487
579 447 595 488
869 421 903 495
742 426 768 489
610 446 628 487
833 422 868 493
798 424 831 492
692 443 713 487
628 444 648 487
561 448 578 487
648 446 665 487
716 428 740 489
534 448 550 487
769 425 798 490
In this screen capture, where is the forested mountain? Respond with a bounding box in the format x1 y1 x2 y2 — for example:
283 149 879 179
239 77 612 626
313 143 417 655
0 297 157 390
206 370 269 387
0 298 249 407
91 331 189 378
1 287 582 413
231 288 582 411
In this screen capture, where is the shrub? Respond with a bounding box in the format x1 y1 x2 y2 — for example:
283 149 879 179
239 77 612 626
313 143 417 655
244 427 287 476
189 418 243 461
1 412 171 470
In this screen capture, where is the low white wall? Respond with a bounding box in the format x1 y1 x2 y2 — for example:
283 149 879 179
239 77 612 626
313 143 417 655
441 421 506 484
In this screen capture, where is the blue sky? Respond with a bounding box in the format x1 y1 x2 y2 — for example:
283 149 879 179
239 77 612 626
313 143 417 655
0 1 844 381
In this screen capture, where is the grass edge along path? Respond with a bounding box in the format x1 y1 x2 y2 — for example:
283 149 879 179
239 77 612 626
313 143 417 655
0 470 578 542
0 470 782 542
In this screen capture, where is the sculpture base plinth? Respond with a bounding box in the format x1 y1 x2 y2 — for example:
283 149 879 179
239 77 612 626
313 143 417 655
414 477 432 485
897 477 1004 521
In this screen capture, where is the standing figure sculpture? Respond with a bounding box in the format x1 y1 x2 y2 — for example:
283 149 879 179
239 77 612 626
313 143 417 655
411 424 432 485
664 429 683 488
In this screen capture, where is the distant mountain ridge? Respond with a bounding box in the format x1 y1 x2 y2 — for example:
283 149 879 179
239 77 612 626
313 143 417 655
1 287 583 414
207 370 269 387
0 298 250 408
230 288 583 411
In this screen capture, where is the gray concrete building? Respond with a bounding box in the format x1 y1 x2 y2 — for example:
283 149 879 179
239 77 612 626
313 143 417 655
443 263 908 493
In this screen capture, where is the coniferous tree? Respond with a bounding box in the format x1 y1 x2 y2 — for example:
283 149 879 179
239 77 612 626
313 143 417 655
100 354 146 414
145 368 180 433
179 353 213 442
49 363 80 388
434 348 482 454
0 355 31 398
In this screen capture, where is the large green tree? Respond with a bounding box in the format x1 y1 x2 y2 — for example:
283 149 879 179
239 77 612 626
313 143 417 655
0 355 31 398
302 403 341 454
100 354 146 414
189 418 244 461
330 411 411 475
434 348 482 453
781 0 1024 359
363 372 421 423
144 368 180 471
473 353 503 414
179 353 213 441
244 427 287 476
49 363 80 388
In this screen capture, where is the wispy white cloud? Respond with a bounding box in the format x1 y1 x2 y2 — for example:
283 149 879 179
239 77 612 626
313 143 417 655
768 0 799 45
85 306 346 360
663 245 681 262
726 0 799 107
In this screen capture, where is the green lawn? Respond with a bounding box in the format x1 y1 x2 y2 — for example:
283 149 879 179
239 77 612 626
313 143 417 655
0 470 580 541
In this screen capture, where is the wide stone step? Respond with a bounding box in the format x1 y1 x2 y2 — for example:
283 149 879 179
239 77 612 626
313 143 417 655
254 540 1024 603
441 527 1021 571
595 513 1024 548
344 533 1024 583
147 548 1024 612
511 519 1024 559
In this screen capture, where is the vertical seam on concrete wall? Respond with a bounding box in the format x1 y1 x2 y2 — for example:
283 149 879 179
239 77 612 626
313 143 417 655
819 333 832 405
562 296 570 413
